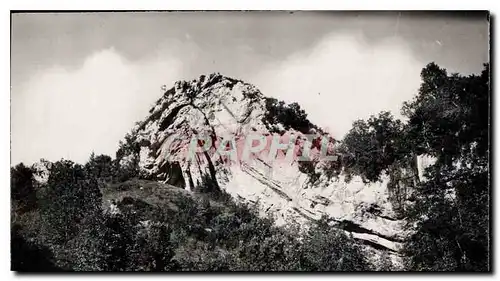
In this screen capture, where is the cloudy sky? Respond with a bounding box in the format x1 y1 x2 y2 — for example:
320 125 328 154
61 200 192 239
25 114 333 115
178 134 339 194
11 11 489 165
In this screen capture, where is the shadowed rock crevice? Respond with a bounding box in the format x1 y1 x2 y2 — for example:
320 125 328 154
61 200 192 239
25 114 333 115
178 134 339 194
116 73 407 259
158 103 191 131
157 161 186 188
332 219 405 244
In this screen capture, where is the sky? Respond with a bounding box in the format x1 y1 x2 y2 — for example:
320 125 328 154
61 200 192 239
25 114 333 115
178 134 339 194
11 11 489 165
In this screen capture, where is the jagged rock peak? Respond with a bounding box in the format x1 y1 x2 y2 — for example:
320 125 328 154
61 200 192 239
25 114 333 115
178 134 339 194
116 73 407 266
130 73 269 135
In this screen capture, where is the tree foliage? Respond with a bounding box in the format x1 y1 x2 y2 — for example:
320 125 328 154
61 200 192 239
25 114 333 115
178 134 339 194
40 160 102 244
11 164 368 271
11 62 489 272
401 63 489 271
338 62 490 271
316 62 489 271
340 111 405 183
263 97 317 134
11 163 37 212
299 217 370 271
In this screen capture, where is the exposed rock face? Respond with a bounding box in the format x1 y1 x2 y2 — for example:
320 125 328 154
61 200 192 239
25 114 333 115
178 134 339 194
117 73 422 263
32 160 51 185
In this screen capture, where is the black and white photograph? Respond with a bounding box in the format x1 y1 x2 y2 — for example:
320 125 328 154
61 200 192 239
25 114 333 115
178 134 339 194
10 10 491 272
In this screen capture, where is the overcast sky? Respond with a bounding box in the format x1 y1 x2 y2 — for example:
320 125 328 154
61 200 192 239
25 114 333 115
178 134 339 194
11 11 489 165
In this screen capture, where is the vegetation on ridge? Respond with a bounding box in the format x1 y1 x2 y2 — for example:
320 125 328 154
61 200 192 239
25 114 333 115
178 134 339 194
11 62 490 272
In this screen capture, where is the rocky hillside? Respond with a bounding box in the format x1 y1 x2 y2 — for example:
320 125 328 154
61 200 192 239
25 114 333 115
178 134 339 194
112 73 434 262
14 63 489 272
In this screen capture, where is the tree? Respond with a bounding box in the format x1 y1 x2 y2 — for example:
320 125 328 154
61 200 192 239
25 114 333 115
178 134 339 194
85 153 114 182
340 111 405 183
114 133 141 182
402 63 490 271
263 97 316 134
11 163 37 212
40 160 102 244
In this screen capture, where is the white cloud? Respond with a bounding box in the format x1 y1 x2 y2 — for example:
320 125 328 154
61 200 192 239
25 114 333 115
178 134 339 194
252 33 425 140
11 47 184 164
11 33 426 165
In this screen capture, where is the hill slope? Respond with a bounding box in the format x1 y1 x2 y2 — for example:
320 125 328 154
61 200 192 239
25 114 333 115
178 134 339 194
115 73 422 258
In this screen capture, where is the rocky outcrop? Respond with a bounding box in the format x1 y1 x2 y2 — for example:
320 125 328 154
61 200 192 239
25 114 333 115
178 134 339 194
117 73 418 263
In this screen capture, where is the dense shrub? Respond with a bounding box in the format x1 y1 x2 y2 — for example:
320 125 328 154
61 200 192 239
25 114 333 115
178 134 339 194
11 164 369 272
11 224 60 272
11 163 37 212
38 160 102 244
299 217 369 271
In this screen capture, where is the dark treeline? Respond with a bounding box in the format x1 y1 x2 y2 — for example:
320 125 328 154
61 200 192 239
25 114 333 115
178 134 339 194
338 62 490 271
11 157 371 271
11 161 371 271
11 62 490 272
